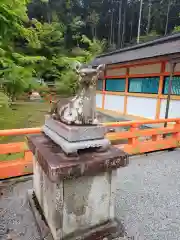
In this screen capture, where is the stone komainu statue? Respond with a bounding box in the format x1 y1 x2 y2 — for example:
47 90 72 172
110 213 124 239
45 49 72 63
50 64 105 125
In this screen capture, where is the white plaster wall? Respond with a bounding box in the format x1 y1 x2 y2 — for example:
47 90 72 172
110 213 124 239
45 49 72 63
96 93 103 108
160 99 180 119
127 96 157 119
104 94 124 112
129 63 161 75
166 62 180 72
106 67 126 76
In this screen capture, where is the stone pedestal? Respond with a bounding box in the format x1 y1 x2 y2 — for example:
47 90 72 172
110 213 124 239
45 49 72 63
27 134 129 240
43 117 110 155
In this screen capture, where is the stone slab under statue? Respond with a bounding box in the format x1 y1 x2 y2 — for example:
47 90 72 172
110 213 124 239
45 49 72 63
43 63 110 154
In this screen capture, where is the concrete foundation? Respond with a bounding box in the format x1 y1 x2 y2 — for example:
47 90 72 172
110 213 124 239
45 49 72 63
27 134 129 240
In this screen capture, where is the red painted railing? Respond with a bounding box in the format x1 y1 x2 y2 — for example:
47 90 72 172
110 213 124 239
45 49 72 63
105 118 180 154
0 118 180 179
0 128 41 179
0 128 41 136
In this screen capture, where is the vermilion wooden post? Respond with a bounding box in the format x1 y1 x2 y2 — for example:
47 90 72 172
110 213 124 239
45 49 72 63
156 61 165 119
172 120 180 142
152 135 158 141
128 123 139 146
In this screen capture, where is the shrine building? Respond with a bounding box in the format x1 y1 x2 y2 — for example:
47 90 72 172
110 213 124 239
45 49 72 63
92 33 180 120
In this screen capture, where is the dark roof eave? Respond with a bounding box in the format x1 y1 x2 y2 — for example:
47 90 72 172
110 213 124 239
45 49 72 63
91 42 180 67
91 53 166 67
95 33 180 59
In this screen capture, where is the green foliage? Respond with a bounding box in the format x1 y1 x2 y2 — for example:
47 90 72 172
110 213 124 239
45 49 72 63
35 21 66 56
0 91 10 108
2 65 34 100
12 53 46 65
173 26 180 33
0 0 107 101
0 0 46 102
55 70 79 96
139 31 161 43
81 36 106 60
0 0 180 111
31 19 105 95
0 0 40 48
37 85 51 96
70 16 85 32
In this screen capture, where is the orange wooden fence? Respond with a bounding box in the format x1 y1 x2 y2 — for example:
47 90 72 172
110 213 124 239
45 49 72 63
105 118 180 154
0 128 41 179
0 142 33 179
0 118 180 179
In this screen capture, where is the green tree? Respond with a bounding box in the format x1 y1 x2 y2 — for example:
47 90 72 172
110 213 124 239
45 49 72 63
0 0 45 101
173 25 180 33
139 30 160 43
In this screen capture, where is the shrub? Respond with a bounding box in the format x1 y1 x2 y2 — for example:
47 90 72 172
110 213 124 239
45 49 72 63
0 91 10 108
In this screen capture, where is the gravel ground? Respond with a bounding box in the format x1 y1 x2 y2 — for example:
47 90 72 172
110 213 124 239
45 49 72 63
116 149 180 240
1 149 180 240
0 177 40 240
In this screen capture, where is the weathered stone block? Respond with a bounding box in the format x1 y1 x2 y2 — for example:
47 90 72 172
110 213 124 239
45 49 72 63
27 134 129 240
44 117 106 142
43 125 110 155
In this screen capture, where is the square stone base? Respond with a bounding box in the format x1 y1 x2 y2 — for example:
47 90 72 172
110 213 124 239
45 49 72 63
43 125 110 155
44 117 106 142
28 190 125 240
27 134 129 240
32 157 122 240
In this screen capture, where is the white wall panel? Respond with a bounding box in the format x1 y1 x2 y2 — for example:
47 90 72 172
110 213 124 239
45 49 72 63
129 63 161 75
104 94 124 112
96 93 103 108
160 99 180 119
165 62 180 72
127 96 157 119
106 68 126 76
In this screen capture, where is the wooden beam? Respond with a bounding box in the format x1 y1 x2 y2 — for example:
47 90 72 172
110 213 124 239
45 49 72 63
124 67 129 114
107 58 168 70
156 61 166 119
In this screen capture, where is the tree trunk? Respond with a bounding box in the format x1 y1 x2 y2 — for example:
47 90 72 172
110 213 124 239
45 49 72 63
117 0 122 48
46 2 51 24
94 26 97 38
112 18 115 45
110 9 114 45
91 25 94 38
164 0 171 35
121 0 127 48
129 6 134 42
130 20 133 42
137 0 143 44
147 0 152 34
